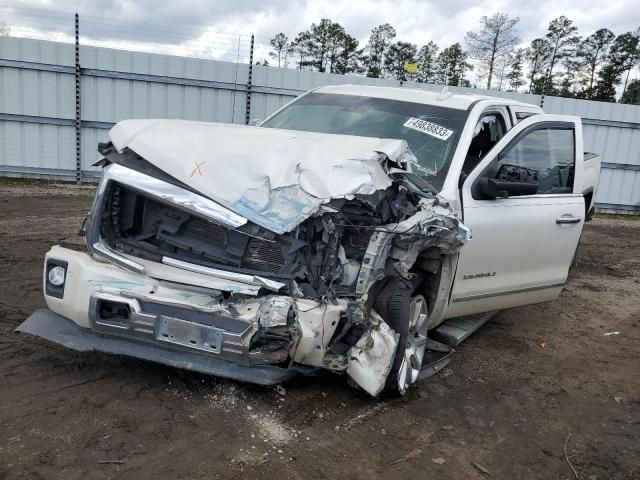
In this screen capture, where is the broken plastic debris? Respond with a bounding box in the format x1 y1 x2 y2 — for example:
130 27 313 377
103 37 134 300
390 448 422 465
603 331 620 336
472 461 491 476
346 315 399 397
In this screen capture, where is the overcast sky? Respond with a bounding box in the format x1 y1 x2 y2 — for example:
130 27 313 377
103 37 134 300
2 0 639 82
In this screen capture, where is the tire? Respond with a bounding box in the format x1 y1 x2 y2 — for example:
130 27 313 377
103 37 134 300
374 279 429 395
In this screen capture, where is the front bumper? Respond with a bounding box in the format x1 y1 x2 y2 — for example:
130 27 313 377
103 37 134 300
19 244 399 395
24 245 349 374
18 309 303 384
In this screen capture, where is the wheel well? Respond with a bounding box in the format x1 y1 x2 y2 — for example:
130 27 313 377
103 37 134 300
410 248 447 315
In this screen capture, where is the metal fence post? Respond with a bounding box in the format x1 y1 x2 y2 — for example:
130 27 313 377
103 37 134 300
539 69 550 109
74 12 81 184
245 34 254 125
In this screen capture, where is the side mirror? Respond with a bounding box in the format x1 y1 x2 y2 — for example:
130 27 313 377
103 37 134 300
477 177 539 199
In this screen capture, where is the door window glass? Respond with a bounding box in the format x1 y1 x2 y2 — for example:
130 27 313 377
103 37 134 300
497 128 575 194
462 113 505 175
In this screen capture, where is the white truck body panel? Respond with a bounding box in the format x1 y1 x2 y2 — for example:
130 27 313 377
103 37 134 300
446 114 587 318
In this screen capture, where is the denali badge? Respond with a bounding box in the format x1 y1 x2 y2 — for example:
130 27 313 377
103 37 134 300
463 272 496 280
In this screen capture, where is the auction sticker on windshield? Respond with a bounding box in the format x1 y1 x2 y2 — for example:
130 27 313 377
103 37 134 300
403 117 454 140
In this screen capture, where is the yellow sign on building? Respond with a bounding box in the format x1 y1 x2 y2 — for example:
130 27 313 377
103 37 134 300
403 62 418 73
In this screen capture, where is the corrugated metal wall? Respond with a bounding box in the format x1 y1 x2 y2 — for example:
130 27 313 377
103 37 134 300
1 36 639 213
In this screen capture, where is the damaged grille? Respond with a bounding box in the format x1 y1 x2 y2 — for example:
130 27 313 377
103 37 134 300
244 238 286 272
103 183 288 275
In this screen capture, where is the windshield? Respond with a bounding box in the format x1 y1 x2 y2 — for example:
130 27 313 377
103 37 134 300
261 92 469 190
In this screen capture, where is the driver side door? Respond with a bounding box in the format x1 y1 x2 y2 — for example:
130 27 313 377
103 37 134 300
446 115 585 318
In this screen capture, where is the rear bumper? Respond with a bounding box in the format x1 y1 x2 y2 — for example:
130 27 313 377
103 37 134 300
17 309 304 385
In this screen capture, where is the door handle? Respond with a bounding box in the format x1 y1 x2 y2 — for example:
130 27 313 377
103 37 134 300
556 215 582 224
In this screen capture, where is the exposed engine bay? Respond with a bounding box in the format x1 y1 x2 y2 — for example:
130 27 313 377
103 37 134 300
100 162 423 300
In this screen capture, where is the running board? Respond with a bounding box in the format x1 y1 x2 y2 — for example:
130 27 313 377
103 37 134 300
429 311 497 346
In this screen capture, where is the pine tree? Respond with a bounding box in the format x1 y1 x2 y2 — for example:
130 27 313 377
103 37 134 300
593 30 640 102
575 28 615 97
593 63 620 102
543 16 580 93
526 38 549 93
620 79 640 104
384 41 418 80
558 56 581 97
464 12 519 89
363 24 396 78
611 30 640 99
269 33 291 68
506 48 525 91
436 43 472 86
290 31 313 70
416 41 439 83
305 19 346 72
333 34 361 75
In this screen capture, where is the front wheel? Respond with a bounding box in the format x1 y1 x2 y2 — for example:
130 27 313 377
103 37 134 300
374 280 429 395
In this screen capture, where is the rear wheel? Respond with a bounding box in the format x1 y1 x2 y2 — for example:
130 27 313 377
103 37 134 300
374 279 429 395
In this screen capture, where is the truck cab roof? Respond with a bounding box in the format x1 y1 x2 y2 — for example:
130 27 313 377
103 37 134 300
313 84 542 112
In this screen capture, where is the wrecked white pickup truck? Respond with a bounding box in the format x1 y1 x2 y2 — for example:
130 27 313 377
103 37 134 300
19 85 600 396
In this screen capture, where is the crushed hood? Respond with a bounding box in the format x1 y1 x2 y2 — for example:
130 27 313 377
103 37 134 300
109 119 413 234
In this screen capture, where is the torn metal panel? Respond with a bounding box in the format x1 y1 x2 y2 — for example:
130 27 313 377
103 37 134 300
85 288 295 366
375 137 418 169
123 255 267 296
108 120 397 233
92 241 145 275
355 198 470 295
162 256 286 292
102 163 247 229
291 299 344 367
346 311 399 397
355 230 394 296
387 200 470 271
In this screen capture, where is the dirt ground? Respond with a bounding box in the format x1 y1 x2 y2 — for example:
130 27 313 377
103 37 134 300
1 180 638 480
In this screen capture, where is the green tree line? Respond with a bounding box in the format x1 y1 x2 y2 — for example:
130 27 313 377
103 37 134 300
266 14 640 104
